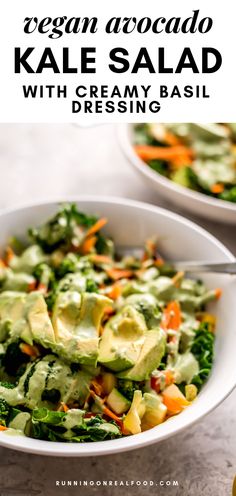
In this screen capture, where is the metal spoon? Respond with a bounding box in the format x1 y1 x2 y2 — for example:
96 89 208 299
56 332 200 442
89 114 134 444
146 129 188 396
172 261 236 274
116 246 236 274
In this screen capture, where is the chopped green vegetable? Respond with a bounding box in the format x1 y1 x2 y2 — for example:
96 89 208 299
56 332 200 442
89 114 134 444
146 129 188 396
29 204 97 253
191 322 215 390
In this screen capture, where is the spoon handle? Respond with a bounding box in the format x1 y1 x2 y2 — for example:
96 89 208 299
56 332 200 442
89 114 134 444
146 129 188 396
173 261 236 274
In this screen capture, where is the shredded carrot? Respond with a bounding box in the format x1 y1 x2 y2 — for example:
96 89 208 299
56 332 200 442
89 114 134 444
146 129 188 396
134 144 193 163
90 254 113 265
0 425 8 431
151 370 174 393
80 235 97 255
86 218 108 238
91 380 103 397
142 239 165 264
90 390 126 433
211 183 225 194
170 155 192 169
107 283 122 300
103 405 128 434
154 258 165 267
161 301 182 331
0 259 5 268
106 268 133 281
20 343 39 358
146 238 156 255
163 370 174 387
172 271 184 287
215 288 222 300
89 389 106 404
165 132 181 146
58 402 69 413
37 282 47 293
103 405 122 424
28 280 37 292
103 306 114 316
5 246 15 266
142 238 160 262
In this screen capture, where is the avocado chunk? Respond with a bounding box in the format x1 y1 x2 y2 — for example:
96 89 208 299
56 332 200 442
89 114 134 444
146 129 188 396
52 291 110 366
124 293 161 329
24 292 55 346
117 328 166 381
98 305 147 372
106 388 131 415
0 291 54 345
0 291 26 342
0 291 55 346
0 289 110 366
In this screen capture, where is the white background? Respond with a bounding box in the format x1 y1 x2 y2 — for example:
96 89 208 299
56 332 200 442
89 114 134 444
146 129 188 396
0 0 235 123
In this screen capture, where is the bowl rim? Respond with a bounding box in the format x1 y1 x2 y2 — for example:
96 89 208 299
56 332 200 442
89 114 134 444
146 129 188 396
117 124 236 213
0 195 235 457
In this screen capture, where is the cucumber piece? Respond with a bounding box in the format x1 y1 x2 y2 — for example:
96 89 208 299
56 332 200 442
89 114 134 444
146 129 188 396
106 388 131 415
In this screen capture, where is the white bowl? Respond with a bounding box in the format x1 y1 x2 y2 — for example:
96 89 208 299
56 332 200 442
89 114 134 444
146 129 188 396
117 124 236 224
0 196 235 456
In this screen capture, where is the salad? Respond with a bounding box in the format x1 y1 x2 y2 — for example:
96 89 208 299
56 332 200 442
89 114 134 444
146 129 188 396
0 204 220 443
134 123 236 203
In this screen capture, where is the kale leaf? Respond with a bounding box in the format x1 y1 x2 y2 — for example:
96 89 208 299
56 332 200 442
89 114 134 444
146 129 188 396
219 186 236 203
31 409 121 442
29 204 97 253
191 322 215 390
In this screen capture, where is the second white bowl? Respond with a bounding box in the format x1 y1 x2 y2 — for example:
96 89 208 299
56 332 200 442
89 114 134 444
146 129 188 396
117 124 236 224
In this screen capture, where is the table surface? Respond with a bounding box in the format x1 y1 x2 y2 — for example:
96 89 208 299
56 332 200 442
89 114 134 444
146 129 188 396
0 124 235 496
